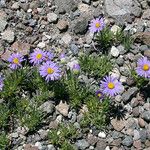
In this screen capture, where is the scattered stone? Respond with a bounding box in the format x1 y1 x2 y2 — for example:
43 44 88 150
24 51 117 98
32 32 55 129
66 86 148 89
110 46 120 57
11 2 20 10
0 19 7 32
11 132 19 138
47 13 58 23
133 140 142 149
39 101 55 115
55 0 77 13
133 32 150 46
122 87 138 103
144 50 150 58
133 130 140 140
82 0 91 5
11 41 30 56
1 29 15 43
87 134 98 145
74 17 88 34
56 101 69 117
139 130 147 142
62 33 72 45
142 9 150 20
142 111 150 122
98 132 106 138
111 118 125 132
47 144 56 150
49 120 59 129
56 20 68 31
110 25 121 34
24 144 38 150
35 142 42 150
75 139 90 150
122 136 133 147
70 43 79 55
96 139 107 150
132 107 139 117
138 118 145 128
37 42 46 49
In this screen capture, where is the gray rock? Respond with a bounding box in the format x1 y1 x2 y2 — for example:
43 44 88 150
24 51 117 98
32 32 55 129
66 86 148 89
142 9 150 20
122 136 133 147
11 132 19 138
39 101 55 115
139 130 147 142
0 0 6 7
105 0 141 23
62 33 72 45
11 2 20 10
132 107 139 117
122 87 138 103
142 111 150 122
82 0 91 5
96 139 107 150
55 0 77 13
133 130 140 140
87 134 98 145
70 44 79 55
1 29 15 43
47 13 58 23
75 139 89 149
74 18 88 34
144 50 150 58
47 144 56 150
0 19 7 32
68 111 77 123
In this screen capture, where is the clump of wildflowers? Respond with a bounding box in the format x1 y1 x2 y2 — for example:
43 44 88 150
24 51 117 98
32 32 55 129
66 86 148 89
8 53 24 69
89 17 105 33
0 75 4 91
39 61 61 82
136 57 150 78
100 75 123 97
29 48 46 65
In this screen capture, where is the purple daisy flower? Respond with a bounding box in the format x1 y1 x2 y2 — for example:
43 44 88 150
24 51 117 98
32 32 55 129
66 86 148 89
89 17 105 33
72 63 80 74
136 57 150 78
100 75 123 97
8 53 24 70
0 75 4 91
96 90 104 100
44 51 54 61
29 48 46 65
39 61 61 82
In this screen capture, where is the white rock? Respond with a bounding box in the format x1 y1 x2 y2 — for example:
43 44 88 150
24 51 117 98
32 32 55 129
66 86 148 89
120 75 127 83
11 2 20 10
27 9 32 13
11 132 18 138
35 142 42 150
105 146 111 150
37 42 46 48
110 46 120 57
47 13 58 23
98 132 106 138
111 25 121 34
56 115 62 123
62 33 72 45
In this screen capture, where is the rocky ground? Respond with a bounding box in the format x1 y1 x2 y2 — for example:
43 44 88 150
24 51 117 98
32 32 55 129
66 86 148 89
0 0 150 150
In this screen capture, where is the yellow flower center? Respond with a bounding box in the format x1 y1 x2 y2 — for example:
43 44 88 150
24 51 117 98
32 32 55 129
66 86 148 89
36 53 42 59
108 82 115 89
13 58 19 64
97 93 101 97
95 23 100 28
47 68 54 74
143 64 149 71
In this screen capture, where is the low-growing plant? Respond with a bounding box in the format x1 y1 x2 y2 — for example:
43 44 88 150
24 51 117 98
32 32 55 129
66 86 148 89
48 123 79 150
0 133 9 150
95 26 133 52
80 95 110 129
79 55 113 79
62 70 89 108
